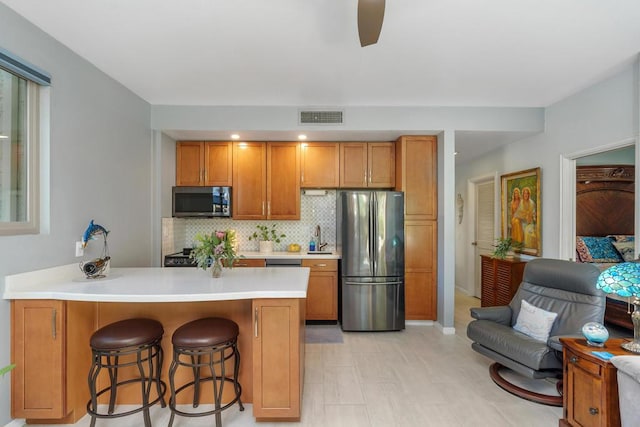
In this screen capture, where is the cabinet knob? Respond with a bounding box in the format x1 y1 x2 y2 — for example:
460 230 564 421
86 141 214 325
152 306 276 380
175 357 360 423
569 356 578 364
589 407 599 416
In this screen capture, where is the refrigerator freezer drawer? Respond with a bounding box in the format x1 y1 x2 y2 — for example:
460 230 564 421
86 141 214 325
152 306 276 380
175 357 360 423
341 281 405 331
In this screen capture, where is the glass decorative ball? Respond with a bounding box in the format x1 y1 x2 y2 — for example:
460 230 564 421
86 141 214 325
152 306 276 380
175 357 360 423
582 322 609 347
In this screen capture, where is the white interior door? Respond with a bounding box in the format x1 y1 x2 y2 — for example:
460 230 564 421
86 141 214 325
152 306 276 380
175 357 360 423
474 180 495 297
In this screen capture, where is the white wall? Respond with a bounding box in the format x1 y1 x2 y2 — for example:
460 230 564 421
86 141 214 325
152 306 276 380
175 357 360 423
0 5 153 424
455 63 639 295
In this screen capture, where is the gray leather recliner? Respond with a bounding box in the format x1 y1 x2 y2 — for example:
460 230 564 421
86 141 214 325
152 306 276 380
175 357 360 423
467 258 605 404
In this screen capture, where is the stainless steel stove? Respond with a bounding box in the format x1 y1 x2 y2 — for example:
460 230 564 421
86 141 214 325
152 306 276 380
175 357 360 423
164 249 197 267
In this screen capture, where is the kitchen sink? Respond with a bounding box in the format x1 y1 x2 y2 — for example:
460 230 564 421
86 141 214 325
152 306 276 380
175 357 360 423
307 251 333 255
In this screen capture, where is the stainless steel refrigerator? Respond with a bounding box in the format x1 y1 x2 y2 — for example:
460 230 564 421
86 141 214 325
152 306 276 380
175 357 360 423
340 191 405 331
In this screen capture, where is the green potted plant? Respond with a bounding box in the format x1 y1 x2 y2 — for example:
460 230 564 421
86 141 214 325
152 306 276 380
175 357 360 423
248 224 286 253
190 230 241 277
491 237 523 260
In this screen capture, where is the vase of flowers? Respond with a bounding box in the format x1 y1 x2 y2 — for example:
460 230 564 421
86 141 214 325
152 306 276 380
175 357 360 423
190 230 240 277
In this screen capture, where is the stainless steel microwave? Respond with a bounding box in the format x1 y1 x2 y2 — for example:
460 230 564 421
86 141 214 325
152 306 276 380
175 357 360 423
172 186 231 217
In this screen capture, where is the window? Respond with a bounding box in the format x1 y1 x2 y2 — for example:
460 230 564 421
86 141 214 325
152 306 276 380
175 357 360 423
0 48 49 235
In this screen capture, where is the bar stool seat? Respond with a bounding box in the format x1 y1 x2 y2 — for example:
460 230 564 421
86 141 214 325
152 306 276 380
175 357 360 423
168 317 244 427
87 318 166 427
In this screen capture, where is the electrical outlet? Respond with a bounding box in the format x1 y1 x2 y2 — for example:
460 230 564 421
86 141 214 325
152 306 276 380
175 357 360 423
75 241 84 257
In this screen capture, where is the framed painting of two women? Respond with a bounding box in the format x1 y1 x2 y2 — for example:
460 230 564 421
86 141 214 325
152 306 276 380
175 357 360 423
501 167 541 256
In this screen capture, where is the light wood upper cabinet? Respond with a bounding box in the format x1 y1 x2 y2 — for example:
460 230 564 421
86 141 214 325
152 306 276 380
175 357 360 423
203 142 233 186
395 136 437 220
176 141 232 186
267 142 300 219
232 142 300 220
340 142 395 188
300 142 340 188
233 142 267 219
176 141 204 186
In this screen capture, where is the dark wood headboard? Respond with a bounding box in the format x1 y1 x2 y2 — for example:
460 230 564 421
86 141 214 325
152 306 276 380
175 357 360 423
576 165 635 237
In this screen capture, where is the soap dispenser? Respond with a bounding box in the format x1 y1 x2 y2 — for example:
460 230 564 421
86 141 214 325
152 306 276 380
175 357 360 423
309 236 316 252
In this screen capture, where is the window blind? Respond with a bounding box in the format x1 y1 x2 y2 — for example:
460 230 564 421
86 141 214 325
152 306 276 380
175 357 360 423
0 46 50 85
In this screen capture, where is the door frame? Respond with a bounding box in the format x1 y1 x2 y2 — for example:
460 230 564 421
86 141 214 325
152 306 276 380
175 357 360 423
466 172 500 297
559 137 639 260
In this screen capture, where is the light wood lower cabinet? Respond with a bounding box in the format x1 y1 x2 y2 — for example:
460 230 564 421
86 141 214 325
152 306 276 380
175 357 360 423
561 338 626 427
12 300 66 420
252 298 304 421
11 298 303 423
404 220 437 320
303 259 338 320
12 300 96 423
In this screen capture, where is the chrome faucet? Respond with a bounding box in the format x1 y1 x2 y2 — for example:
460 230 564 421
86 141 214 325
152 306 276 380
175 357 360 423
315 225 328 251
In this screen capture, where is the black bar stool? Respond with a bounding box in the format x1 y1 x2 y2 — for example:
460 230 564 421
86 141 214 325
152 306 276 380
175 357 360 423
168 317 244 427
87 318 166 427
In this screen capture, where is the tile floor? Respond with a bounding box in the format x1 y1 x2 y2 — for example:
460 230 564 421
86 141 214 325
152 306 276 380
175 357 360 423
26 292 564 427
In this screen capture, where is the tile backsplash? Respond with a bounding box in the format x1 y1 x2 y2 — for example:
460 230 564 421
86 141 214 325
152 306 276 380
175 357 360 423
162 190 338 256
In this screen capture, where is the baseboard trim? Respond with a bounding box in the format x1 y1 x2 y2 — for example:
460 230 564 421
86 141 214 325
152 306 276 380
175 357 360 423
405 320 434 326
434 322 456 335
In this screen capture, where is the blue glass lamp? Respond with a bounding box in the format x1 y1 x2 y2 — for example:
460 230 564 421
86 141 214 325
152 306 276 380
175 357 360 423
596 262 640 353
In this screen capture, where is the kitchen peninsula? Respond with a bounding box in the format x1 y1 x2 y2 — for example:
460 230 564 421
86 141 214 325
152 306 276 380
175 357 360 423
4 265 309 424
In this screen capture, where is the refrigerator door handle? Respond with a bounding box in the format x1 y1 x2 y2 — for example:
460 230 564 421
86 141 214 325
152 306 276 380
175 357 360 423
369 193 376 276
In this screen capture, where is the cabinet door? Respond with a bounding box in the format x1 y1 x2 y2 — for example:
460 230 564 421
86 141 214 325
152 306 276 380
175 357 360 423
252 299 303 420
12 300 66 419
368 142 395 188
233 142 267 219
267 143 300 219
176 141 204 186
480 256 496 307
203 142 232 186
566 354 604 427
302 259 337 320
340 143 368 187
301 142 339 188
395 136 437 220
404 220 437 320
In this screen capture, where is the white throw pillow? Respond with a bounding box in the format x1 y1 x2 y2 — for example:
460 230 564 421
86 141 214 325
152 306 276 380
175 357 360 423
513 300 558 342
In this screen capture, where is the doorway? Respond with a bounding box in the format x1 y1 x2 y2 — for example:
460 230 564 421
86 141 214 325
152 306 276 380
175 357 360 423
466 173 499 298
559 139 639 260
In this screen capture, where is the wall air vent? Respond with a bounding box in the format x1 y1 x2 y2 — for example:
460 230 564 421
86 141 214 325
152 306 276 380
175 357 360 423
299 110 344 125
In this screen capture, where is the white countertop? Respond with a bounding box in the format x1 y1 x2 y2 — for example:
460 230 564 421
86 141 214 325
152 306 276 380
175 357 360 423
237 251 341 259
3 264 310 303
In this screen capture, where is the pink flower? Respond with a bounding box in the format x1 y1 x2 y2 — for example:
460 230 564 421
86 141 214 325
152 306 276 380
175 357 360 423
216 231 226 240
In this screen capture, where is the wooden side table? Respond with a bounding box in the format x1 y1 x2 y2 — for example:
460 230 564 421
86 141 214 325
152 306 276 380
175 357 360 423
560 337 634 427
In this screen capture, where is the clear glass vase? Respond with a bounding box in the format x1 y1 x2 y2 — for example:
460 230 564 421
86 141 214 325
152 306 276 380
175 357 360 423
211 259 223 278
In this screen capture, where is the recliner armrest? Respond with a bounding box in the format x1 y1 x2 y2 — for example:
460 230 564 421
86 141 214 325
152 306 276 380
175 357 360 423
469 306 512 325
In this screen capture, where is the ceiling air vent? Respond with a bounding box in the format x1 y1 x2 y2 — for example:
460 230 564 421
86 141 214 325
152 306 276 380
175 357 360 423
299 110 344 125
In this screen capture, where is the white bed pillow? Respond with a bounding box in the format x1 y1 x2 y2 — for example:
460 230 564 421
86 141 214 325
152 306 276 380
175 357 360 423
513 300 558 342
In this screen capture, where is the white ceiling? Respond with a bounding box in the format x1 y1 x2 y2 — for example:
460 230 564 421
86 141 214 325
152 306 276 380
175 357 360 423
3 0 640 162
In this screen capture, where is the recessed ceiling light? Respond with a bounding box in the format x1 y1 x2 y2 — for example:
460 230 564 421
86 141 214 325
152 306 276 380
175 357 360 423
231 134 240 140
298 134 307 140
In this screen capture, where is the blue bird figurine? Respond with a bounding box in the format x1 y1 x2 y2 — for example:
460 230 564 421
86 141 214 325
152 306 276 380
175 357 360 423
81 220 109 248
